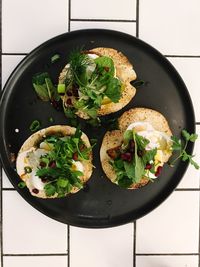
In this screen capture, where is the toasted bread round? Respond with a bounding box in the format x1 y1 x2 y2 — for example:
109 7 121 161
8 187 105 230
100 108 172 189
118 107 172 136
16 125 93 198
59 47 137 119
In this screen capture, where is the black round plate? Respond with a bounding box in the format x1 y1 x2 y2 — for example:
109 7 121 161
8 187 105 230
0 29 195 228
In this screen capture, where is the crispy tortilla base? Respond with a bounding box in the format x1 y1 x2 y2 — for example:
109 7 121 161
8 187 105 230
16 125 93 198
59 47 137 119
100 108 172 189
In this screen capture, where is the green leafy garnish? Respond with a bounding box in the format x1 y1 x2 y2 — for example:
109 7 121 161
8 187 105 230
36 128 91 197
29 120 41 132
170 130 199 169
111 130 157 188
32 72 60 102
61 50 123 120
133 132 145 183
51 54 60 63
49 117 54 123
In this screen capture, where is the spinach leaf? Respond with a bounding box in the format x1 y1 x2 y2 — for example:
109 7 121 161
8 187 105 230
104 78 122 103
124 161 135 179
94 56 115 76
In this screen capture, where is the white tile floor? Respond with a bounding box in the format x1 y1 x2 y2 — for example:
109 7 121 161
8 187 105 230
71 0 137 20
70 21 136 36
136 191 199 253
136 256 199 267
70 224 133 267
1 1 200 267
2 0 68 53
4 256 68 267
3 191 68 254
139 0 200 55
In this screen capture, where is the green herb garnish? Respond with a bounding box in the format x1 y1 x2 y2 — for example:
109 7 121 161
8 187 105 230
111 130 156 187
61 50 123 120
51 54 60 63
36 128 91 197
29 120 41 132
32 72 60 102
170 129 199 169
49 117 54 123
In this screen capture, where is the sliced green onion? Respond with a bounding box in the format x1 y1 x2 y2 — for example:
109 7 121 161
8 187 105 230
51 54 60 63
49 117 54 123
24 166 32 173
29 120 41 132
18 181 26 188
57 84 66 94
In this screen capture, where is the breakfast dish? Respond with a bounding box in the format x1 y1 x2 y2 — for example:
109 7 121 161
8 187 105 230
0 29 196 226
100 108 173 189
16 125 93 198
58 47 137 120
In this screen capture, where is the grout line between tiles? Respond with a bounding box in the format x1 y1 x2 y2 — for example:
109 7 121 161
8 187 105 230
68 0 71 32
1 53 28 56
2 188 15 191
196 122 200 125
67 225 70 267
136 0 139 37
70 18 136 22
3 253 68 257
165 55 200 58
136 253 200 256
133 221 136 267
175 188 200 191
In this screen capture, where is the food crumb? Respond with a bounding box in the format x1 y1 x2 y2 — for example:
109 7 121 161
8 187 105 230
15 128 19 133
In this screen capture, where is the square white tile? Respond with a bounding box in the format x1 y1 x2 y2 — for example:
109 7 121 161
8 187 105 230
2 0 68 53
139 0 200 55
70 21 136 36
2 170 14 189
70 223 133 267
136 191 199 253
2 55 25 89
167 57 200 122
136 255 198 267
4 256 67 267
71 0 136 20
3 191 67 254
177 125 200 189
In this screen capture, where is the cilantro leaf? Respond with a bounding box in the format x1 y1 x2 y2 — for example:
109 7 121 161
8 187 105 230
181 129 190 141
189 133 198 142
189 158 200 170
124 161 135 179
44 183 56 197
94 56 115 76
142 148 157 165
171 136 182 151
170 129 199 169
